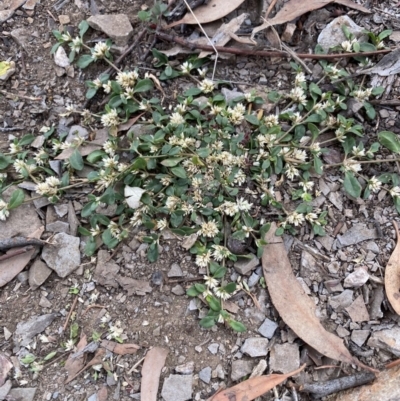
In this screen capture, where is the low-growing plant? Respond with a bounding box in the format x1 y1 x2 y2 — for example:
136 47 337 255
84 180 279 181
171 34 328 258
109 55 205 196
0 9 399 331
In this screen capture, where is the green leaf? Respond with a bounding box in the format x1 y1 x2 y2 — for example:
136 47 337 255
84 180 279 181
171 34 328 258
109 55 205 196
151 48 168 66
359 42 377 52
84 236 97 256
21 354 35 364
0 153 12 169
378 131 400 153
228 320 246 332
132 157 147 170
212 266 227 279
70 322 79 339
364 102 376 120
78 20 89 37
43 351 57 361
199 316 215 329
78 226 92 236
275 227 284 236
223 282 236 294
50 42 61 54
86 87 97 99
245 115 260 126
81 201 98 218
314 156 323 175
102 229 119 249
171 167 187 178
87 150 108 164
207 296 221 312
138 10 151 21
186 285 200 297
343 171 362 198
148 243 159 262
309 82 322 96
378 29 392 40
184 87 202 97
76 54 94 69
8 189 25 209
69 149 84 170
134 79 154 93
19 134 35 146
160 158 184 167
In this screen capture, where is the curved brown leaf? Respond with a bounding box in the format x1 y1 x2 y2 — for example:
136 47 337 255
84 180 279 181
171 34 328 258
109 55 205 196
385 221 400 314
207 364 306 401
166 0 246 28
100 340 140 355
262 223 373 371
141 347 168 401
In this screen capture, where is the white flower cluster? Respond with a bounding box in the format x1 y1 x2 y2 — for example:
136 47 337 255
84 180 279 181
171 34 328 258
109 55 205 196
35 176 61 196
198 78 215 93
353 88 372 102
288 87 307 105
116 70 139 89
0 199 9 221
92 41 110 60
227 103 246 125
101 109 120 127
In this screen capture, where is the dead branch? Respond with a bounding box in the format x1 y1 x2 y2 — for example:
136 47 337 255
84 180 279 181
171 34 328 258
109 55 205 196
0 127 25 132
155 30 392 60
0 246 34 261
62 296 79 333
299 372 376 398
0 237 47 252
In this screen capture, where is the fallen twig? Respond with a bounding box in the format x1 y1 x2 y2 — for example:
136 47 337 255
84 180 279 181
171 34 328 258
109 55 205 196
82 304 107 316
155 30 392 60
299 371 376 398
0 246 34 261
0 89 42 101
62 296 79 333
0 127 25 132
0 237 47 252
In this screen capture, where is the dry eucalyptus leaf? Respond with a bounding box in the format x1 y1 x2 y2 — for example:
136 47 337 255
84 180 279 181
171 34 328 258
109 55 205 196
251 0 370 39
181 233 198 250
0 226 44 287
141 347 169 401
363 48 400 76
166 0 246 28
207 364 306 401
262 223 373 371
0 353 13 387
64 335 87 383
384 221 400 314
100 340 140 355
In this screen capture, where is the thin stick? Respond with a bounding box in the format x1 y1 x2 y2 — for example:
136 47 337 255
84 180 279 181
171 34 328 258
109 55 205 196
62 296 79 333
0 127 24 132
127 356 145 374
0 246 34 261
82 304 107 316
155 31 392 60
0 90 42 101
265 0 279 19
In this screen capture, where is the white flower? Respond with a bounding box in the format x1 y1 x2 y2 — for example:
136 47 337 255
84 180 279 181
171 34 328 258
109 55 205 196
90 225 102 237
180 61 193 74
101 313 111 324
390 187 400 198
218 201 239 216
197 67 207 78
299 181 314 191
233 169 246 185
195 251 211 268
368 176 382 193
35 176 61 196
64 339 76 351
61 32 72 42
287 211 305 226
209 105 223 115
107 321 124 340
353 88 372 102
212 245 232 261
101 109 119 127
295 72 306 86
92 41 110 60
108 221 121 239
0 200 9 221
285 165 300 180
341 39 356 52
103 140 116 156
293 149 307 162
310 142 321 156
343 159 362 173
9 143 22 154
93 78 102 88
116 70 138 88
199 78 215 93
156 218 168 231
264 114 279 127
288 87 307 105
214 287 231 301
236 197 252 212
352 146 365 157
102 80 112 94
242 225 255 238
305 212 319 224
170 112 185 126
165 196 180 211
204 275 219 288
227 103 246 125
70 37 83 53
198 220 219 238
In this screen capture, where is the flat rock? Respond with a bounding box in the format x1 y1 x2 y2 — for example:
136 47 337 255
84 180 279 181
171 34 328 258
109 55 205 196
213 364 225 379
329 290 354 311
176 361 194 375
344 267 369 288
337 224 378 247
10 28 32 51
368 328 400 356
14 313 58 347
300 250 322 281
168 263 183 277
8 388 37 401
233 254 260 275
46 221 70 234
328 191 343 211
161 374 192 401
318 15 364 51
369 286 384 319
258 318 278 339
66 125 89 143
199 367 211 384
0 187 42 240
351 330 370 347
269 343 299 373
87 14 133 46
316 235 334 252
29 259 52 290
41 233 80 278
54 204 68 217
208 343 219 355
241 337 269 357
54 46 70 67
0 380 12 399
171 285 185 296
231 360 254 381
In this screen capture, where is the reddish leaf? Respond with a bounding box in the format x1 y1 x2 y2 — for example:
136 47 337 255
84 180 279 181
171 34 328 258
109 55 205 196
101 340 140 355
385 221 400 315
141 347 168 401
